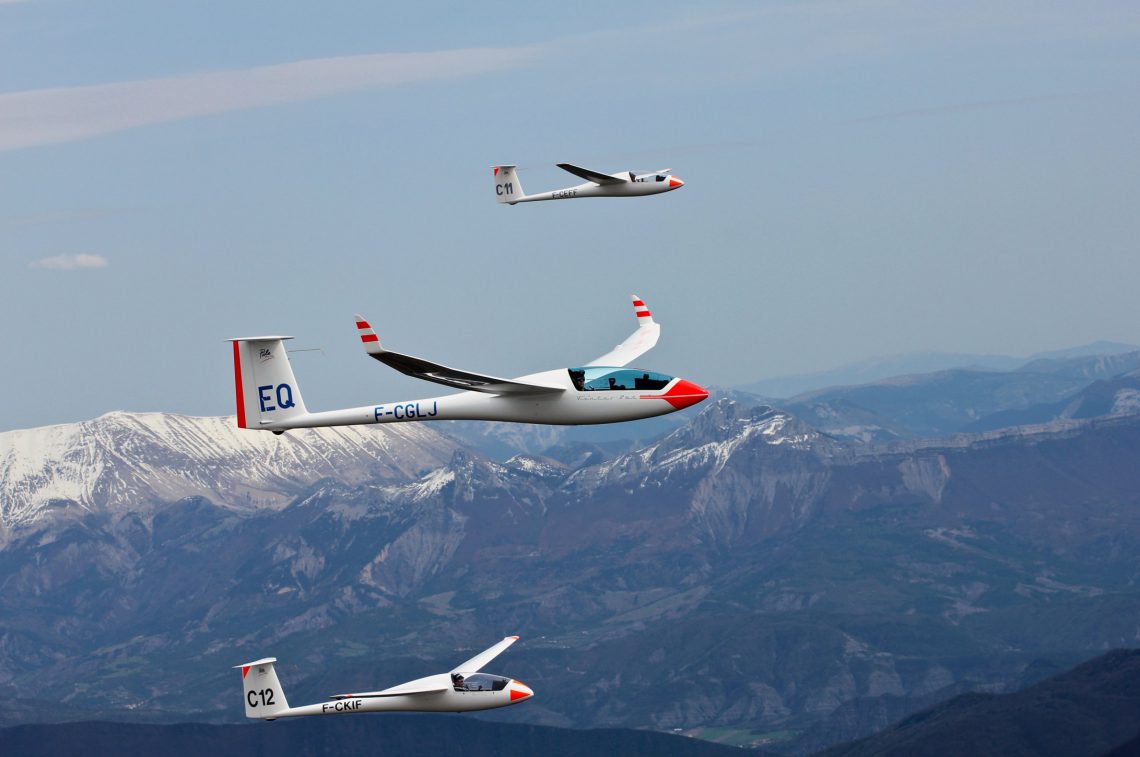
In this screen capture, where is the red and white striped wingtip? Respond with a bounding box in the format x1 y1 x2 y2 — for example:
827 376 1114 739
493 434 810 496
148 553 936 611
353 314 382 352
630 294 654 323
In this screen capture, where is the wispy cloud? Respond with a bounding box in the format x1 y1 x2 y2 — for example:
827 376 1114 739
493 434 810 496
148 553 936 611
0 46 539 152
28 253 109 270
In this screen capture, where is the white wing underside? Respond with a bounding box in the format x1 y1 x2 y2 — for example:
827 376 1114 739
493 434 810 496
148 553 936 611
585 295 660 367
586 320 660 367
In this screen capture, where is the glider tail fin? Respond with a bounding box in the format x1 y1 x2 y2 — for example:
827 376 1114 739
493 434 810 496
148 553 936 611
229 337 309 430
235 658 291 720
492 165 524 204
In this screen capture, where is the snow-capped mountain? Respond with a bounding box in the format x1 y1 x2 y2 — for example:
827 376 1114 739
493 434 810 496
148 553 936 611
0 411 459 535
1 398 1139 748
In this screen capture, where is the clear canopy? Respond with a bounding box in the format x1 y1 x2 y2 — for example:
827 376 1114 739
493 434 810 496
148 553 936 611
568 367 674 392
453 673 509 692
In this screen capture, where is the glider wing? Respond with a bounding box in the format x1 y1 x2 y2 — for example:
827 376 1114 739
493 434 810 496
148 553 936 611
556 163 627 185
585 295 661 367
329 679 450 700
354 317 563 395
450 636 520 674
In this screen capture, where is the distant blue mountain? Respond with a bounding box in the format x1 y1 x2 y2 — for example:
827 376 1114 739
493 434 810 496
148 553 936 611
741 342 1139 399
746 348 1140 441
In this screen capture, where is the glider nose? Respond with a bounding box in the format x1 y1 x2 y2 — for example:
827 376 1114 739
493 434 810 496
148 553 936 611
661 379 709 410
509 681 534 702
668 175 684 189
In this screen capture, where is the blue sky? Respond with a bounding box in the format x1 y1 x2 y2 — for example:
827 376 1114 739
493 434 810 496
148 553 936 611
2 1 1139 429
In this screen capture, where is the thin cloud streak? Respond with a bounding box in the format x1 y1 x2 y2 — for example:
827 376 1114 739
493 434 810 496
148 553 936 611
27 253 109 270
0 46 540 152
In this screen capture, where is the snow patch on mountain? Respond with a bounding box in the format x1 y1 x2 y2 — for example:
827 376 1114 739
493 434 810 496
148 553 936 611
1111 388 1140 415
565 401 819 489
0 411 458 532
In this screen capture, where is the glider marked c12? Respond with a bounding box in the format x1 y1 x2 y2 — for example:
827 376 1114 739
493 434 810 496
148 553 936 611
236 636 533 719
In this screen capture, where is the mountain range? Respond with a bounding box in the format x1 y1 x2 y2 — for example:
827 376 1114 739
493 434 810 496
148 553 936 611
2 346 1139 752
6 648 1137 756
739 341 1139 399
772 350 1140 442
438 347 1140 458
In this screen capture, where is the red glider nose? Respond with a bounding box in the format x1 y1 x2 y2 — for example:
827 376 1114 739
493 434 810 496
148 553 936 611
661 379 708 409
509 681 534 701
668 176 684 188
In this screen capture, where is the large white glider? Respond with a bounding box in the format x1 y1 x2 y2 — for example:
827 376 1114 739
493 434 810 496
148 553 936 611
228 295 707 433
492 164 684 204
236 636 532 719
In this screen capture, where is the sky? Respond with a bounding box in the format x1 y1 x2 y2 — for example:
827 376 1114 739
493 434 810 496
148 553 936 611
2 1 1139 430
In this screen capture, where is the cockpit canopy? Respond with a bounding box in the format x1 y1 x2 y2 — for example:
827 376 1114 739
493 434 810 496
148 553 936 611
568 367 674 392
452 673 509 692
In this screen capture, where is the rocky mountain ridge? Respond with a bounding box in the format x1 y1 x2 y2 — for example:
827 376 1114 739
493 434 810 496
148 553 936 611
1 401 1139 752
0 411 459 539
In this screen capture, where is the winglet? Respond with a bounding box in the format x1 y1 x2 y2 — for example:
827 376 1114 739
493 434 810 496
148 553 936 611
354 314 384 355
631 294 654 325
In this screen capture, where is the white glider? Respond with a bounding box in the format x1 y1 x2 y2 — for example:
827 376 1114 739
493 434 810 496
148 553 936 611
228 295 707 433
236 636 532 720
492 164 684 204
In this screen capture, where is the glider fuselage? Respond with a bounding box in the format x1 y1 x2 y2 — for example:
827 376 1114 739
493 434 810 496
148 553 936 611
511 177 682 203
492 164 684 204
238 638 534 721
266 675 529 717
230 294 707 434
256 367 707 431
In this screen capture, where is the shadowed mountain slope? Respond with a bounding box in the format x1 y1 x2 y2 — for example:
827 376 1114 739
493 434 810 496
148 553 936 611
0 716 748 757
821 649 1140 757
